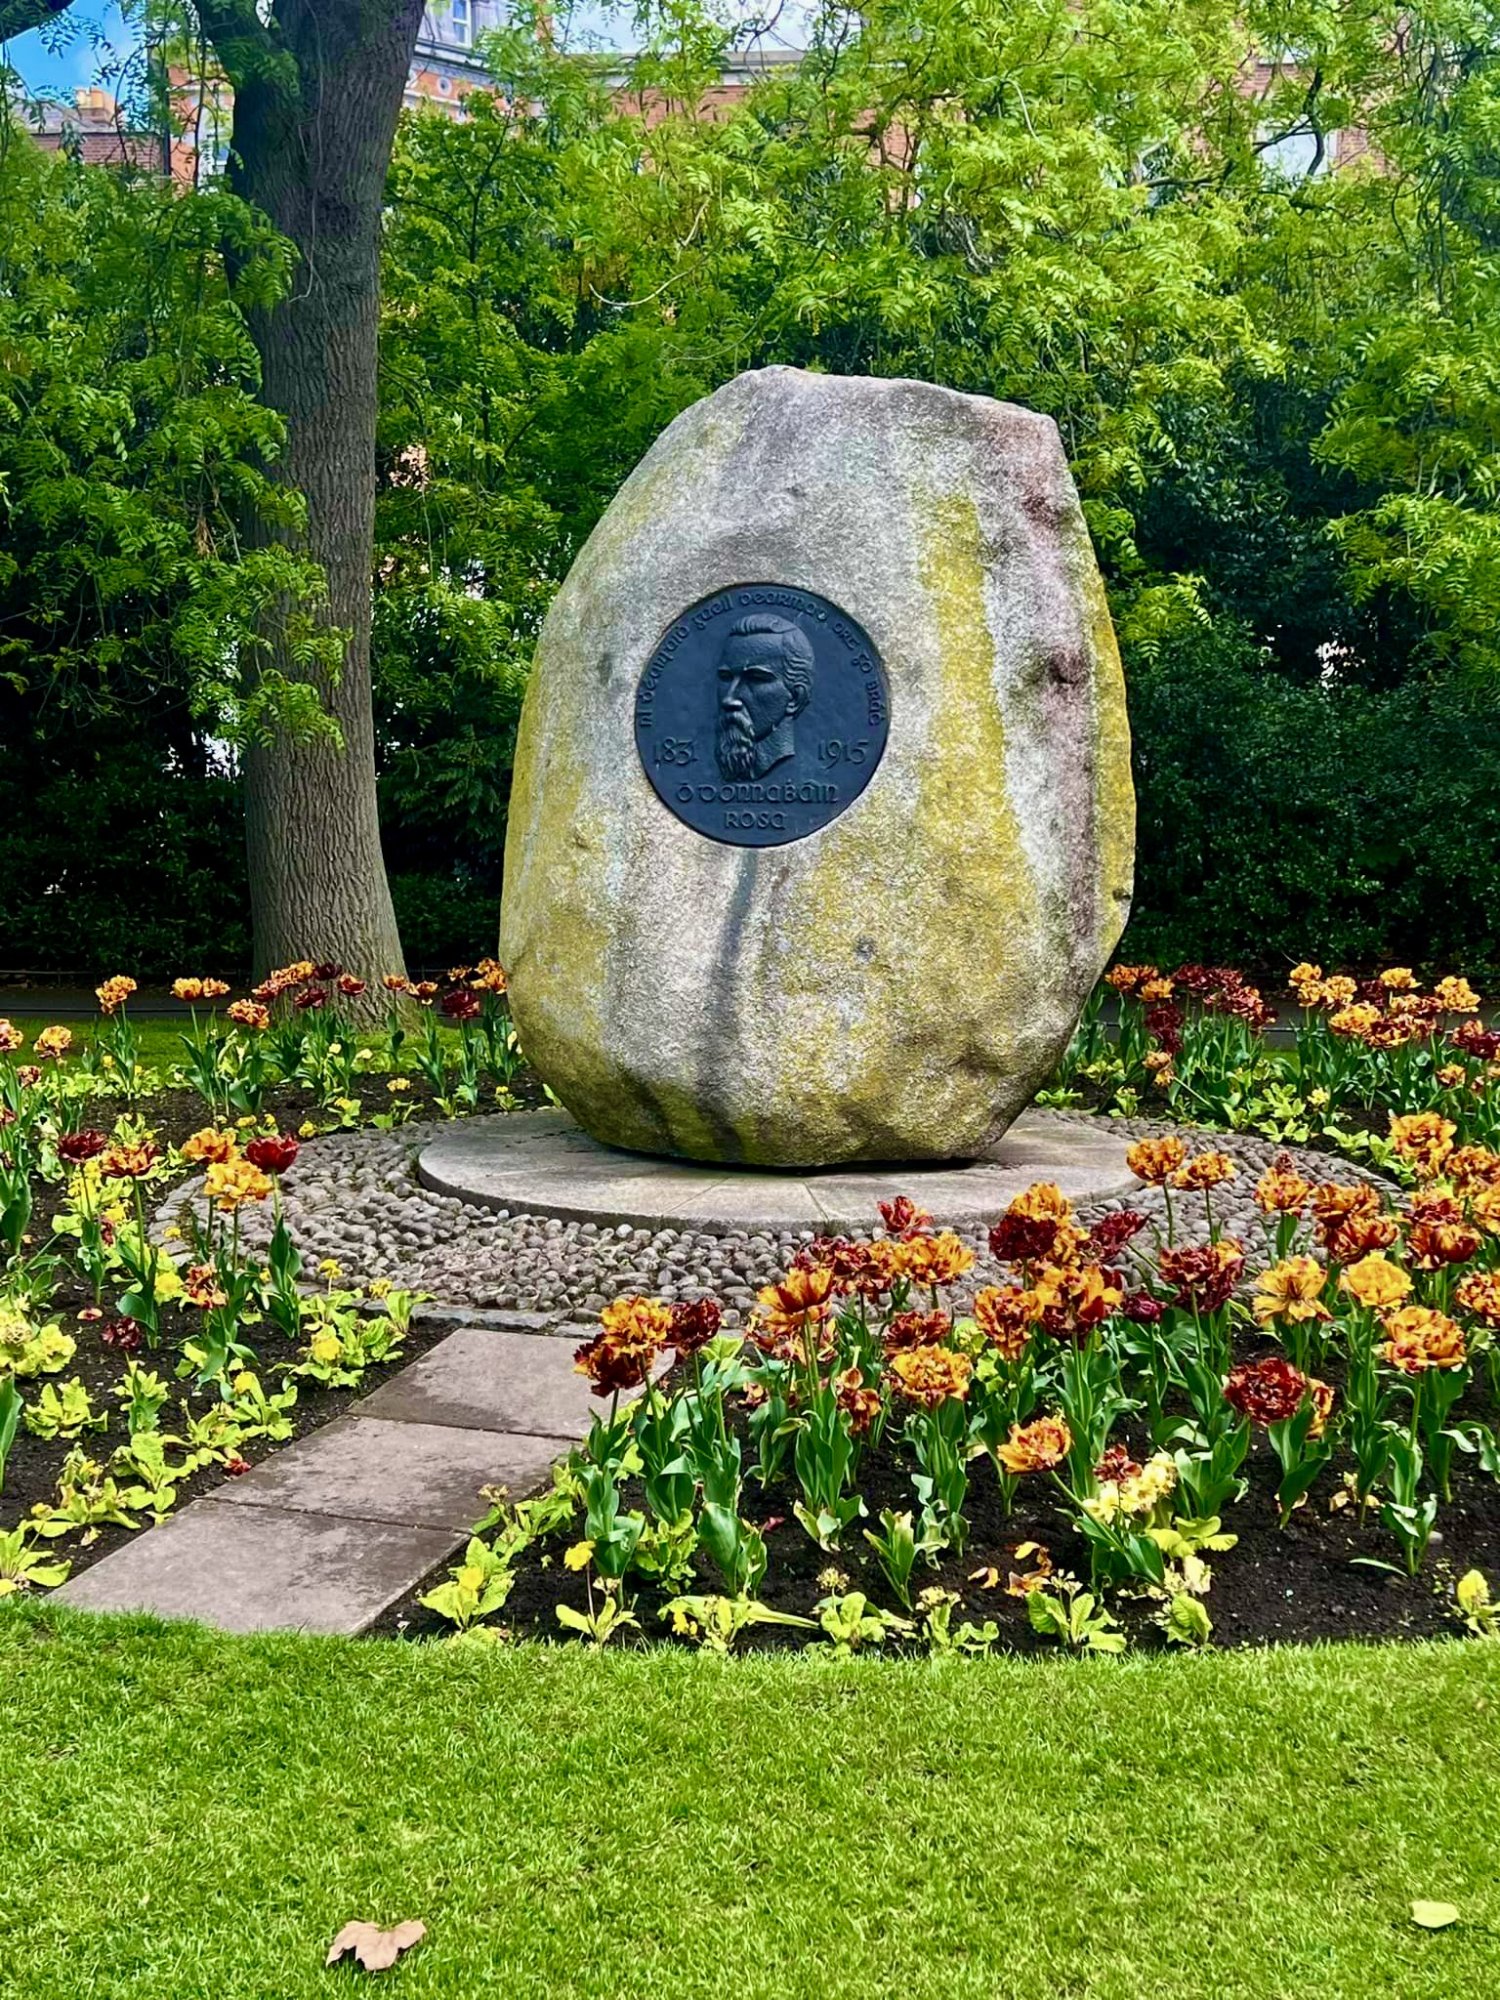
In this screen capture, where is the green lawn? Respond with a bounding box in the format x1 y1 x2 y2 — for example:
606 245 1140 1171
2 1607 1497 1998
8 1015 467 1086
9 1017 186 1073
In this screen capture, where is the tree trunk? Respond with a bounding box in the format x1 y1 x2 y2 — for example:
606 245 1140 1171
229 0 425 981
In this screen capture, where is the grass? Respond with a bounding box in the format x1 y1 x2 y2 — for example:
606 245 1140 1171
8 1015 470 1085
2 1608 1498 1998
9 1017 187 1074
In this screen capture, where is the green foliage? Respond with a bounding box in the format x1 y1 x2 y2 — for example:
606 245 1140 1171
7 1613 1500 1996
0 126 311 972
1120 619 1500 975
0 129 335 736
1026 1575 1128 1654
419 1533 524 1634
658 1592 815 1651
1454 1568 1500 1639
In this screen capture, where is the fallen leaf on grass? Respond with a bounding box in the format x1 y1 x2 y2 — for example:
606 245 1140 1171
1410 1901 1459 1931
326 1919 427 1971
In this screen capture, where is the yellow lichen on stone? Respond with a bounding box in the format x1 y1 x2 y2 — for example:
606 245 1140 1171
913 487 1035 1065
501 675 614 1109
1083 564 1135 944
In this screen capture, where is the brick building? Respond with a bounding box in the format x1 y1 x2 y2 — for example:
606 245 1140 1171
21 85 169 172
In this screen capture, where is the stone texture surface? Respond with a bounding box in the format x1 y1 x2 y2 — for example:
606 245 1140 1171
211 1415 569 1532
418 1106 1137 1233
57 1325 599 1635
56 1502 458 1636
154 1110 1392 1323
357 1327 648 1436
500 365 1134 1167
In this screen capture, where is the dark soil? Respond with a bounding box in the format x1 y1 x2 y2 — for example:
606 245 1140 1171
371 1388 1500 1654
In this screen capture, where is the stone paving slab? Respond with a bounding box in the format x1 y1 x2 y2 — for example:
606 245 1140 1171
56 1326 591 1636
57 1502 459 1636
417 1107 1137 1235
357 1327 621 1436
211 1415 573 1533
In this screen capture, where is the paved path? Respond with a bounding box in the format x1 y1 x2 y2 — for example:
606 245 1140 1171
57 1317 600 1635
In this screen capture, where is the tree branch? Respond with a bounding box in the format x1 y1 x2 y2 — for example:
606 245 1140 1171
194 0 294 102
0 0 76 42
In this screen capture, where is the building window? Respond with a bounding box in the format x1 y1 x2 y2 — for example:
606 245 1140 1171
450 0 471 46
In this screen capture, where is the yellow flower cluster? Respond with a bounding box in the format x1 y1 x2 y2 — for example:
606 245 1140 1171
1456 1270 1500 1326
1388 1112 1456 1179
1252 1256 1330 1326
888 1345 973 1408
1434 976 1481 1013
1030 1261 1125 1331
255 961 316 1002
973 1285 1038 1362
181 1127 239 1165
1338 1253 1412 1310
1446 1146 1500 1193
172 977 232 1002
1254 1157 1313 1213
598 1294 674 1348
1290 966 1480 1018
1081 1451 1177 1526
900 1230 976 1287
1380 1305 1467 1374
997 1415 1072 1475
1329 1003 1381 1040
1125 1136 1187 1186
99 1140 158 1180
203 1158 275 1212
752 1267 836 1347
1289 966 1357 1009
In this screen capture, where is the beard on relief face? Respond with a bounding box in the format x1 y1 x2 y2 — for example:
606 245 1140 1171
716 702 760 780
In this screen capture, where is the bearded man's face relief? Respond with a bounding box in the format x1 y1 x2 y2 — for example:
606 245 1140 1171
714 615 815 782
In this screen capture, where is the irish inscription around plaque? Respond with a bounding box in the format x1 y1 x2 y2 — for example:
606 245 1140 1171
634 584 890 846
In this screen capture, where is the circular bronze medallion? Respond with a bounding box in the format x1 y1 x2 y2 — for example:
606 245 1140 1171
634 584 890 847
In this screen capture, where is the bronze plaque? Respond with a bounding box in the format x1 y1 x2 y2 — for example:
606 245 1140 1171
634 585 890 847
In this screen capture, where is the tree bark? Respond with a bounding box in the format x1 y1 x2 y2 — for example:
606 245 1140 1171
225 0 425 980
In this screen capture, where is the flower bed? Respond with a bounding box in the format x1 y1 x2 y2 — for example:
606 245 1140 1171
393 1127 1500 1655
1053 961 1499 1159
6 953 1500 1659
0 961 529 1595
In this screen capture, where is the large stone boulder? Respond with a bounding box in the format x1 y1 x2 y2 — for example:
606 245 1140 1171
500 366 1133 1167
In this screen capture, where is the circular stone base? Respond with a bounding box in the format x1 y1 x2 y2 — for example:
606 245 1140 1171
417 1108 1137 1236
